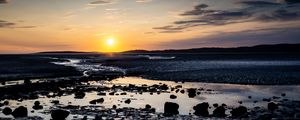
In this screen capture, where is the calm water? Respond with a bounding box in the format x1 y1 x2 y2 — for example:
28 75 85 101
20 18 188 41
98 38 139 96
49 53 300 85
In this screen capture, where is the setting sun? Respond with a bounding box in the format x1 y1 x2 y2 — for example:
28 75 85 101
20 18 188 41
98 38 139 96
106 38 115 46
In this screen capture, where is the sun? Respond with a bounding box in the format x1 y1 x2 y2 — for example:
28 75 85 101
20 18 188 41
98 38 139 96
106 38 115 46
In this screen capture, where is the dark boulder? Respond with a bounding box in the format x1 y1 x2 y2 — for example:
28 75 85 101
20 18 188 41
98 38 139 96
24 78 31 84
213 106 226 117
145 104 152 109
112 105 117 109
32 101 43 110
170 94 177 99
193 102 209 117
12 106 28 118
124 99 131 104
3 101 9 105
213 103 218 108
187 88 197 98
231 106 248 118
2 107 12 115
89 98 104 104
97 92 106 96
164 102 179 116
51 100 60 105
74 92 85 99
51 109 70 120
268 102 278 111
180 90 185 94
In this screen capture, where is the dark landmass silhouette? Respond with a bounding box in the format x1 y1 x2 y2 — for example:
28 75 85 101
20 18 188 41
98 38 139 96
35 43 300 54
124 43 300 54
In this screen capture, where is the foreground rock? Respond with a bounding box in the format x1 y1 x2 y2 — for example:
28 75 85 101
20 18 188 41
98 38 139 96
187 88 197 98
231 106 248 118
164 102 179 116
74 91 85 99
51 109 70 120
2 107 12 115
12 106 28 118
32 101 43 110
213 106 226 117
268 102 278 111
193 102 209 117
124 99 131 104
89 98 104 104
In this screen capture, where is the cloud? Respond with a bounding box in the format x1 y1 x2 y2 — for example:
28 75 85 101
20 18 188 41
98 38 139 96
155 27 300 49
0 20 36 29
238 1 281 6
0 39 71 50
88 0 115 5
153 24 199 32
153 0 300 32
136 0 152 3
0 0 8 4
0 20 15 28
256 9 300 21
285 0 300 4
180 4 218 16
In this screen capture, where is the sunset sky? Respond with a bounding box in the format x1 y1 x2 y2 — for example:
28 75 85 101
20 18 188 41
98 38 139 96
0 0 300 53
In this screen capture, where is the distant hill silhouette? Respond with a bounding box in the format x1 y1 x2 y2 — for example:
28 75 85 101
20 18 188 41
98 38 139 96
36 51 100 54
36 43 300 54
124 43 300 54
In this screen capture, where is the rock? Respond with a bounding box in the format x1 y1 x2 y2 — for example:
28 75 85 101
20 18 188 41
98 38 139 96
281 93 286 97
2 107 12 115
272 96 280 99
89 98 104 104
97 92 106 96
120 92 127 95
82 116 87 120
193 102 209 117
187 88 197 98
112 105 117 109
238 101 243 104
51 100 60 105
213 103 218 108
248 96 252 99
160 84 169 90
51 109 70 120
164 102 179 116
24 78 31 84
221 103 227 107
213 106 226 117
180 90 185 94
109 92 115 95
268 102 278 111
32 101 43 110
262 98 271 102
170 94 177 99
175 85 182 88
12 106 28 118
124 99 131 104
145 104 152 109
74 92 85 99
231 106 248 118
3 101 9 105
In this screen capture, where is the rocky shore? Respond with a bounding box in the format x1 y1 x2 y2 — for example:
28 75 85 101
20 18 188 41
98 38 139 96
0 77 299 119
